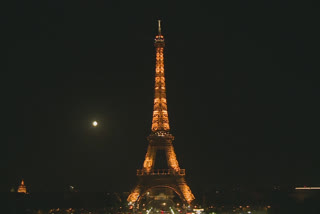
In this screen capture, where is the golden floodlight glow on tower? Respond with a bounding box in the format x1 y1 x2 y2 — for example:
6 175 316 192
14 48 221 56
127 20 195 205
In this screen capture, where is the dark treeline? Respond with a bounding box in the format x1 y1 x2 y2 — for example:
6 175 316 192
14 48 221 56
4 192 125 214
3 188 320 214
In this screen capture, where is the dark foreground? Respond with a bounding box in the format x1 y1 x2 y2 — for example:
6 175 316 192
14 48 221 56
3 187 320 214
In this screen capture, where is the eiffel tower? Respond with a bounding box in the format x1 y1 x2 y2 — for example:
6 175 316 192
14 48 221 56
127 20 195 207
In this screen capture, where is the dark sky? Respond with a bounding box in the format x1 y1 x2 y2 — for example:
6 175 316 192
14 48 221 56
3 1 320 195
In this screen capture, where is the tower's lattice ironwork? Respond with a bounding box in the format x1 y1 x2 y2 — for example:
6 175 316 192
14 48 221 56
127 21 195 205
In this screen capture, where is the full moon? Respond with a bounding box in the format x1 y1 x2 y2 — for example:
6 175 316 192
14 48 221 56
92 121 98 127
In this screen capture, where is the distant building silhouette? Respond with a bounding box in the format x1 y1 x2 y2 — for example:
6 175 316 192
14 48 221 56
17 179 27 194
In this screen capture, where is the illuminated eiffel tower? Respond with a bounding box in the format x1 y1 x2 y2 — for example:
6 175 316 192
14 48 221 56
127 21 195 206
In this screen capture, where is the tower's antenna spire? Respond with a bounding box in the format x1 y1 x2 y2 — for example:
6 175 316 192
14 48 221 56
152 19 168 133
158 20 161 36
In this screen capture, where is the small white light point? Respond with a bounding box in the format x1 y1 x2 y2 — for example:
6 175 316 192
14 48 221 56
92 121 98 127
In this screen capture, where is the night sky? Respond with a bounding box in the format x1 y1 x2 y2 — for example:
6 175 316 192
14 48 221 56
3 1 320 195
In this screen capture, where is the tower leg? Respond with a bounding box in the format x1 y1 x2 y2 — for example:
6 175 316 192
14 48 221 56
178 182 195 204
166 145 180 171
143 145 155 173
127 185 142 203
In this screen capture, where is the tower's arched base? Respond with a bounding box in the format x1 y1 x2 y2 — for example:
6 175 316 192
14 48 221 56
128 174 194 207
